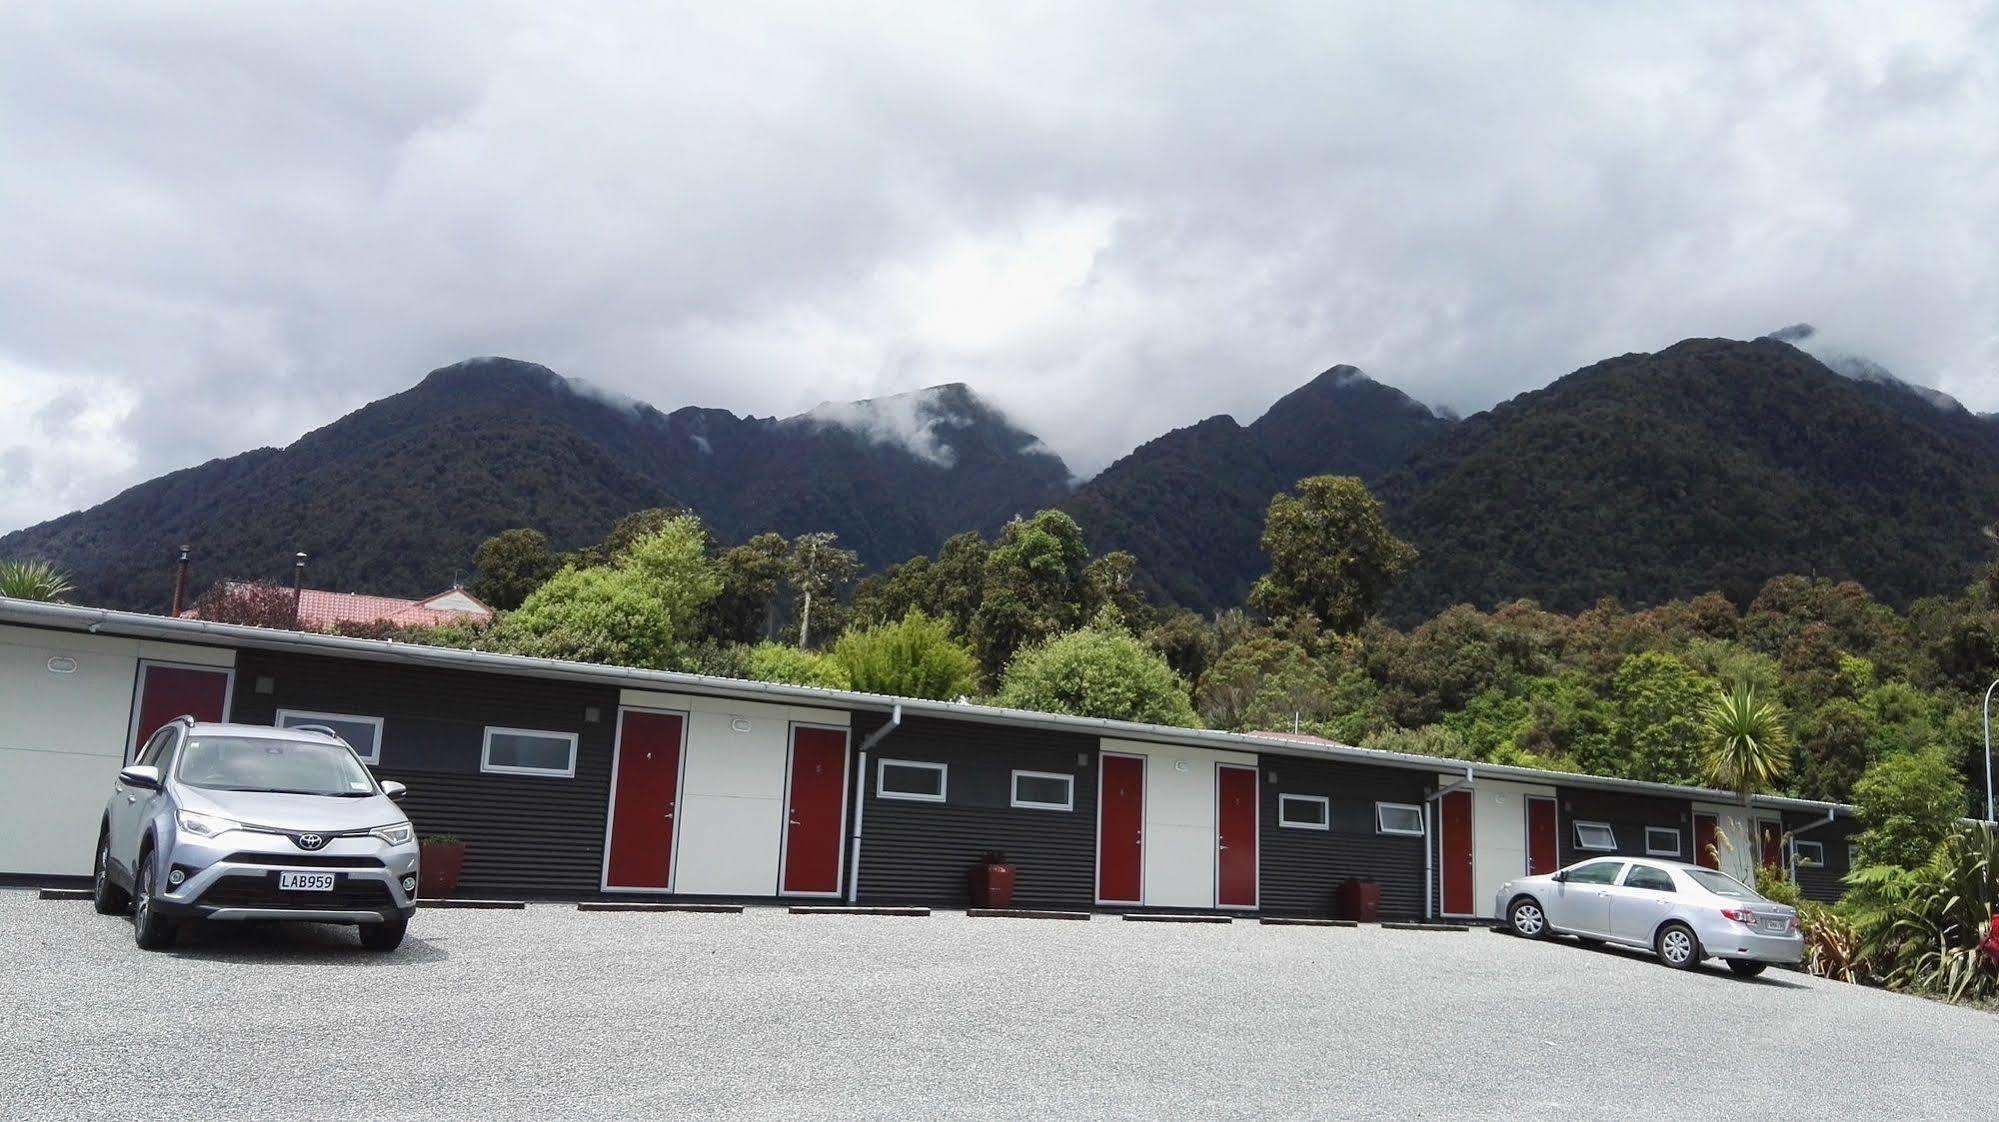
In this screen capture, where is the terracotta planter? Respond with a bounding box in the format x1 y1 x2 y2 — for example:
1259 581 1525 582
968 862 1015 909
418 840 466 899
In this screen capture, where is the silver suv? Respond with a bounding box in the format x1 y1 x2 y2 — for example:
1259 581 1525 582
92 717 420 951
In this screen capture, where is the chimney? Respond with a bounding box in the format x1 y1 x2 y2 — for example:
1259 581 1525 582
292 552 308 629
169 544 191 616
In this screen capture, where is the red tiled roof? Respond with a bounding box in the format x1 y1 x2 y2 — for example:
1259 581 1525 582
182 584 492 629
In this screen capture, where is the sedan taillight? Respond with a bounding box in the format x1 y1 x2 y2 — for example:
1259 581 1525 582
1720 907 1757 925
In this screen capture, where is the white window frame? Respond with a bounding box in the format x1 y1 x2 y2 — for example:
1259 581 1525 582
1574 821 1618 852
1278 793 1331 831
1009 769 1074 811
1375 802 1425 837
1792 840 1824 868
275 709 385 765
1643 826 1682 857
479 726 578 778
876 759 947 803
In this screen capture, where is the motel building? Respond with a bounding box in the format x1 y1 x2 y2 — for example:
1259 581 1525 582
0 599 1857 915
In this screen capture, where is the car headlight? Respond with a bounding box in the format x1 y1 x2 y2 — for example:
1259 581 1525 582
176 810 238 838
370 821 414 846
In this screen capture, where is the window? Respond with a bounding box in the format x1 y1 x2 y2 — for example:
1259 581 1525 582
1574 821 1618 851
1792 840 1824 868
877 759 946 802
1623 864 1676 892
1375 802 1424 836
1279 794 1330 830
277 709 384 764
480 727 578 777
1565 860 1624 885
1643 826 1682 857
1011 770 1073 811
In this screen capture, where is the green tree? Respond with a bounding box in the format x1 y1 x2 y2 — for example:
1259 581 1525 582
1789 698 1872 803
1851 748 1968 870
787 532 860 648
1249 476 1416 633
1145 609 1216 684
742 642 851 690
1081 550 1153 629
470 528 560 610
831 612 980 700
0 559 76 602
1612 652 1716 785
491 517 720 669
972 511 1092 677
709 533 791 644
1195 637 1331 732
1701 683 1790 808
997 608 1200 727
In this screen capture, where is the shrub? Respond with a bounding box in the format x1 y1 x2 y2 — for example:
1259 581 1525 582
1851 748 1966 870
742 642 851 690
1850 825 1999 1002
831 612 979 700
0 559 75 602
997 609 1200 727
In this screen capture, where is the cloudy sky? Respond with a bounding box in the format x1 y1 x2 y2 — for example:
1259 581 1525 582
2 2 1995 532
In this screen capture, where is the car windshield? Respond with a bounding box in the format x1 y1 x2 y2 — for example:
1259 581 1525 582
1684 868 1763 900
177 736 376 797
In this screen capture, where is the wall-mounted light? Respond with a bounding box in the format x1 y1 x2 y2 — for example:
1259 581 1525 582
1076 753 1089 768
254 676 275 695
731 717 753 733
1174 760 1189 773
46 656 78 674
584 706 601 724
1267 772 1278 784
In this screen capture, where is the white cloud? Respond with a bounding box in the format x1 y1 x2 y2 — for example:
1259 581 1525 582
1 1 1995 529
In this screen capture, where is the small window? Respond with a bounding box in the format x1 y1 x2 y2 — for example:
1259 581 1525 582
278 709 385 764
1279 794 1330 830
877 759 946 802
1792 840 1824 868
1011 770 1073 811
480 726 578 777
1574 821 1618 851
1644 826 1681 857
1565 860 1625 885
1623 864 1676 892
1376 802 1424 836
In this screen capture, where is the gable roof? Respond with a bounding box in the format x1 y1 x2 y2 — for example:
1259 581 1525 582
180 583 493 629
2 596 1848 815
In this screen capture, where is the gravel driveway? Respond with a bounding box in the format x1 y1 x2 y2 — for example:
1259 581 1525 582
2 891 1993 1120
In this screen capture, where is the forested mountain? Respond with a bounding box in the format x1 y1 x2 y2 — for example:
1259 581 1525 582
0 359 1072 610
1063 366 1451 610
1377 337 1999 619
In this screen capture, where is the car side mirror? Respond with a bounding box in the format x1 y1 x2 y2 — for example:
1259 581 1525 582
118 765 162 791
1552 870 1569 883
380 780 407 802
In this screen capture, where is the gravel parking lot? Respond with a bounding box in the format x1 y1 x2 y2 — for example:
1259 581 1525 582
2 890 1993 1120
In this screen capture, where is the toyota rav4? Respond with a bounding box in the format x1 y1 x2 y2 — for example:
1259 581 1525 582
93 717 419 951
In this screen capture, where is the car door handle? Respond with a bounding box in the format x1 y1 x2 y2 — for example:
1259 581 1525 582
125 795 136 805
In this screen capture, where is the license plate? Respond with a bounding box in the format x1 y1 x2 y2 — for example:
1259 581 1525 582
1760 917 1788 933
279 871 336 892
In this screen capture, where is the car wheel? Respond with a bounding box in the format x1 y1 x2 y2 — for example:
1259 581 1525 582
131 852 178 951
1507 897 1547 939
359 917 408 952
92 833 130 916
1655 922 1701 970
1725 959 1768 978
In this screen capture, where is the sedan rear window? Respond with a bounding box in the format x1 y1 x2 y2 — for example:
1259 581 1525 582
177 737 376 797
1685 868 1762 900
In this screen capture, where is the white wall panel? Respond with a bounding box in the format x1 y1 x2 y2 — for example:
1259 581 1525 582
1467 777 1555 916
1693 803 1756 884
1103 737 1254 909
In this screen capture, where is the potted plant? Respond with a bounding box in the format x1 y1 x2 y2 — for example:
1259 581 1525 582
968 849 1014 909
418 834 466 899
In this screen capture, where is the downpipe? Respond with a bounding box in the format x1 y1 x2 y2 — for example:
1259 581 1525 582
847 704 902 904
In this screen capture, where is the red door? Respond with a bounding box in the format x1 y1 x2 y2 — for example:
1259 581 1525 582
1440 790 1474 916
1097 754 1144 904
605 710 684 890
781 725 849 895
1525 796 1558 875
130 662 231 759
1757 820 1783 870
1694 814 1720 870
1216 765 1258 908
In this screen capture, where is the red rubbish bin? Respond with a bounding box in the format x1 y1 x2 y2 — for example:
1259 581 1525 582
1336 877 1381 922
969 860 1015 908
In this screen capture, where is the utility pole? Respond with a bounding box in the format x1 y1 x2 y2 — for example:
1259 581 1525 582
292 552 308 629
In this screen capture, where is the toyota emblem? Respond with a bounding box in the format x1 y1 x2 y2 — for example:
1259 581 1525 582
296 833 326 850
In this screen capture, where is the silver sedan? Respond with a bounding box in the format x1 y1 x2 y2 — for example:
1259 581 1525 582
1495 857 1802 977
